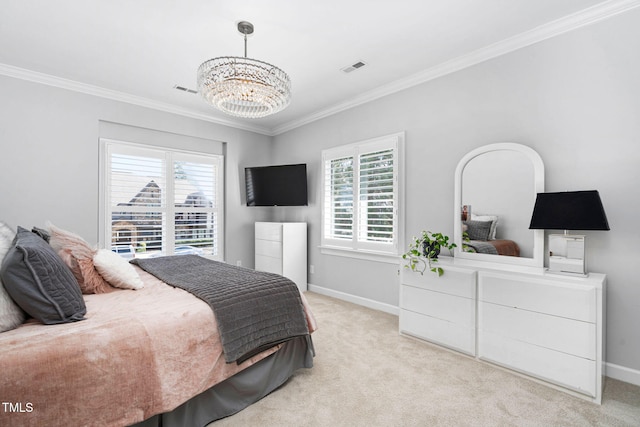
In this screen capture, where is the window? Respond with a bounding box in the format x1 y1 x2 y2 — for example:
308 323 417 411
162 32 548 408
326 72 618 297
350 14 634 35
99 140 224 260
321 133 404 259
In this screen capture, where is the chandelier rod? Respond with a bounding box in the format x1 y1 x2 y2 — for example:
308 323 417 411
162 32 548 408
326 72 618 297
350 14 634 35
237 21 254 58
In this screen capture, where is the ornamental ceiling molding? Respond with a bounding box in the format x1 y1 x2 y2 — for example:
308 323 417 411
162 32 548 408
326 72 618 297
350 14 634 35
1 0 638 137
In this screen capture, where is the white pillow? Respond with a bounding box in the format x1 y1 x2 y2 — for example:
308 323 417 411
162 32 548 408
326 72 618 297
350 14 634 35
0 221 27 332
471 214 498 240
93 249 144 290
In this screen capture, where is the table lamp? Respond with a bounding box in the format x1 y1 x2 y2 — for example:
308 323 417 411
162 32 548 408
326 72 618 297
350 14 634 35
529 190 609 275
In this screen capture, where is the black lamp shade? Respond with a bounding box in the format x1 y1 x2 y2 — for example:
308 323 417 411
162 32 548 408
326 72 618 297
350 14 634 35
529 190 610 231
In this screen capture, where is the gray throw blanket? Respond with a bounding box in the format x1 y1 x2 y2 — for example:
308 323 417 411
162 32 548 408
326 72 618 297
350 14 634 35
131 255 309 363
465 240 499 255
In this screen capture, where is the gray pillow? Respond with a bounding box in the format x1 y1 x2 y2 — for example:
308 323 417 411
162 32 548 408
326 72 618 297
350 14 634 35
0 227 86 324
31 226 51 242
464 220 493 241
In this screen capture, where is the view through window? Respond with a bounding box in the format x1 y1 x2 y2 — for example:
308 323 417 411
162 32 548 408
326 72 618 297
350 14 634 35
100 140 223 260
321 133 403 255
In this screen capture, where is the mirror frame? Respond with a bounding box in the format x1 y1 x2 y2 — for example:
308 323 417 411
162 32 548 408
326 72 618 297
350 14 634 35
453 142 545 269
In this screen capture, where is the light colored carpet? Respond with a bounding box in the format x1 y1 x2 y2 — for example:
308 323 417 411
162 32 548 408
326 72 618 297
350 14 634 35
210 292 640 426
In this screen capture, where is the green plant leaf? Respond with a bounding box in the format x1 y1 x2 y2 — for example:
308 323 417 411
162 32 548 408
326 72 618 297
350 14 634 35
402 229 454 276
430 267 444 276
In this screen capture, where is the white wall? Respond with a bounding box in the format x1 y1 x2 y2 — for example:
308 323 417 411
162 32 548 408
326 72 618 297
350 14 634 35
0 75 273 269
272 9 640 375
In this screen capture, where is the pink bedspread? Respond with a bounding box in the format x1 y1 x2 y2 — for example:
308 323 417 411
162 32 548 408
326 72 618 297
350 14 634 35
0 266 316 427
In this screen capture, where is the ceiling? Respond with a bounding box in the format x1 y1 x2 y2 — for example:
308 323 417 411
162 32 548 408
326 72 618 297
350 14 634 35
1 0 635 136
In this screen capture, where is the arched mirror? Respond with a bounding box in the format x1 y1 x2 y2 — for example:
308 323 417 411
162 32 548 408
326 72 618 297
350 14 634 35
453 143 544 268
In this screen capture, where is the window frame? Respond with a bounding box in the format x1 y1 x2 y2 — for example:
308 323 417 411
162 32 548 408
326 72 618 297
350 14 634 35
320 132 405 263
98 138 224 261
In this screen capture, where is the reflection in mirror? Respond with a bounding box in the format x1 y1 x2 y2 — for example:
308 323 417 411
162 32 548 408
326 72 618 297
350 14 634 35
462 150 534 257
548 234 585 273
454 143 544 269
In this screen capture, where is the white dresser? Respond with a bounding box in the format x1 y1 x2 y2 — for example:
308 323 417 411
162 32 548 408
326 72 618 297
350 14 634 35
399 259 606 403
255 222 307 292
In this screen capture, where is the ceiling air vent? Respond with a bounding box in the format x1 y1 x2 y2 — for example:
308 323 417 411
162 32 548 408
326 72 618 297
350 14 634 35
173 85 198 94
341 61 366 74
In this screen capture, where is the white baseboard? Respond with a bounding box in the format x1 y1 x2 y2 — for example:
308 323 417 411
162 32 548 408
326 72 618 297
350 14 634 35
308 284 640 388
606 362 640 387
307 283 399 316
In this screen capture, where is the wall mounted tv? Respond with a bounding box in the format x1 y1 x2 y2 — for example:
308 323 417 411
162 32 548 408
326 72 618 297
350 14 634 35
245 163 308 206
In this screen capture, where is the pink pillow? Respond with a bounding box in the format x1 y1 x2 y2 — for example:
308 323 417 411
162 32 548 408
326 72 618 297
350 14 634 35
47 222 114 294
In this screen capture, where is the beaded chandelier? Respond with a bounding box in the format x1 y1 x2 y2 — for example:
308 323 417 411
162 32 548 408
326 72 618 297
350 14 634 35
197 21 291 119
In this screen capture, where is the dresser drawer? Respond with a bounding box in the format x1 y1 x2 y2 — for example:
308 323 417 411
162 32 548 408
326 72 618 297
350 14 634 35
400 309 476 356
401 267 476 299
255 222 282 241
478 301 596 359
255 239 283 258
255 254 282 275
479 328 597 397
478 272 597 323
401 285 475 328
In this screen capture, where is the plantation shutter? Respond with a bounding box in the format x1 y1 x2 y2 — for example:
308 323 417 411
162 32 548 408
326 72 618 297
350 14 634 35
323 155 354 240
321 133 402 254
108 147 165 257
102 140 223 260
172 153 220 257
358 148 395 244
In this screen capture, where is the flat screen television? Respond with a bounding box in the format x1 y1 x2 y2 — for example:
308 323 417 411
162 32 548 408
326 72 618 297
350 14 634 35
245 163 308 206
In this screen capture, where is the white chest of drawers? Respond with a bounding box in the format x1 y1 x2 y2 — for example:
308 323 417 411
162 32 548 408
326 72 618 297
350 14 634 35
255 222 307 292
399 260 606 403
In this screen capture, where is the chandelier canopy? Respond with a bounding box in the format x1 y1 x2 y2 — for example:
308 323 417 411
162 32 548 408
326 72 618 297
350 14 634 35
197 21 291 119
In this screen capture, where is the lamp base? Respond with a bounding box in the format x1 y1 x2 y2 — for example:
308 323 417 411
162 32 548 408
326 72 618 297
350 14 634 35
544 267 589 278
547 234 586 275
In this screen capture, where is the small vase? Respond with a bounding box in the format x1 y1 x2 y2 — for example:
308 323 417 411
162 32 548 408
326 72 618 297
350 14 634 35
422 242 440 259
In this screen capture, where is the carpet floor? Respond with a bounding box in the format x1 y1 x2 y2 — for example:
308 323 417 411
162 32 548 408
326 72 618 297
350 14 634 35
210 291 640 426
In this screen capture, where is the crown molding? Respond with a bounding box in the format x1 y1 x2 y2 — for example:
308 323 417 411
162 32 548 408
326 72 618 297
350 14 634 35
0 63 273 136
272 0 640 135
1 0 638 138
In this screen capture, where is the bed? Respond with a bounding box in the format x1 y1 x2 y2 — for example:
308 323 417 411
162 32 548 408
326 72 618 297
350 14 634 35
462 217 520 257
0 223 316 427
464 238 520 256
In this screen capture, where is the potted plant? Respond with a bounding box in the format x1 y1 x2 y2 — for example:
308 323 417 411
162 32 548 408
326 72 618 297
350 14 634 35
401 230 456 276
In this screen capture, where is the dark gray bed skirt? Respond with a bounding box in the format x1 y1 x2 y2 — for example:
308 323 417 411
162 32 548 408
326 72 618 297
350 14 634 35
131 335 314 427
